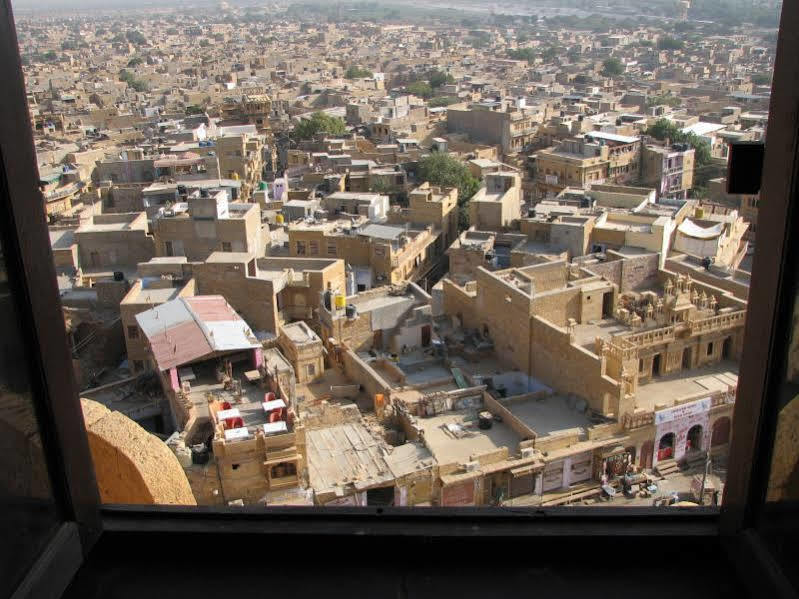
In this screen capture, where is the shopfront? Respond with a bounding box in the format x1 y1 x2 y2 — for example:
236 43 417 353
542 460 565 492
593 446 631 480
440 476 478 506
653 397 712 465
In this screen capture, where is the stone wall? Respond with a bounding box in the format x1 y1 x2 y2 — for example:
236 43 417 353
342 348 393 401
665 256 749 300
102 185 145 213
580 252 659 293
483 392 536 445
81 398 196 505
529 316 621 416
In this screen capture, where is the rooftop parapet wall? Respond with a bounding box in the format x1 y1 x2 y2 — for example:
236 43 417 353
530 315 624 418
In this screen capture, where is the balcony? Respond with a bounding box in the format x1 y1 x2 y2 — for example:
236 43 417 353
43 181 81 201
617 326 676 348
687 311 746 336
622 411 655 430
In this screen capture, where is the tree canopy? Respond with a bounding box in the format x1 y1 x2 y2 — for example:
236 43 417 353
428 96 459 108
506 48 536 63
645 118 711 167
751 73 771 86
427 69 454 88
118 69 148 92
293 111 347 139
345 65 373 79
601 57 624 77
417 153 479 229
646 94 681 108
657 36 684 51
125 29 147 46
407 80 433 99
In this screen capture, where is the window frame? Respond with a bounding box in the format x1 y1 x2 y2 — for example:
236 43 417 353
1 2 101 596
1 2 797 597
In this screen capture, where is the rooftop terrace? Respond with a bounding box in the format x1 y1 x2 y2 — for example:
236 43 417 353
419 409 521 465
635 360 738 412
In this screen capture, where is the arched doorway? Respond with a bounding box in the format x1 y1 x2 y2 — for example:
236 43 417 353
640 441 654 469
723 337 733 360
658 433 675 461
711 417 731 447
625 446 637 466
686 425 703 453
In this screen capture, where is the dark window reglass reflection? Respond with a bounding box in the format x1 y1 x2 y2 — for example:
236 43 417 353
0 233 61 597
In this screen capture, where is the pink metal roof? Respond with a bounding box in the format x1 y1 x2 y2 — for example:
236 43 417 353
136 295 259 372
184 296 241 322
147 320 213 372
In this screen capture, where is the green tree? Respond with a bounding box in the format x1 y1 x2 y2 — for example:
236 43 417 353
751 73 771 86
427 69 454 88
127 57 144 67
645 118 712 173
506 47 536 63
428 96 458 108
657 36 683 50
541 46 559 61
601 57 624 77
345 65 373 79
407 80 433 98
125 29 147 46
293 112 347 139
42 50 59 62
185 104 205 115
646 94 681 108
118 69 148 92
417 153 480 229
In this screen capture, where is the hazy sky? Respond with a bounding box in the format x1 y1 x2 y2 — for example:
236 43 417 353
12 0 210 10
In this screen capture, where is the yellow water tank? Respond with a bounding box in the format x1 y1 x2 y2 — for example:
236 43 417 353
276 213 284 224
334 294 346 309
231 172 239 180
695 207 704 218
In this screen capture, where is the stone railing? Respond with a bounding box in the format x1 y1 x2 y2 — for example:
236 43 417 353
44 181 81 201
603 337 637 361
617 325 675 348
711 388 737 407
687 310 746 336
622 411 655 430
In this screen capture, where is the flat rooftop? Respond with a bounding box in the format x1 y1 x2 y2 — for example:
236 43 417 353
184 361 274 428
636 360 738 412
76 221 136 232
506 395 594 437
572 319 631 350
124 286 181 304
419 409 522 465
281 321 319 344
49 229 75 249
306 423 394 494
351 292 415 313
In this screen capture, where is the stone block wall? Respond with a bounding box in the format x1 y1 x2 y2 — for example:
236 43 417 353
342 349 392 402
529 316 621 417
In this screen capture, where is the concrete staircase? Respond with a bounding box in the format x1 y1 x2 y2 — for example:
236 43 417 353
680 450 708 472
655 458 680 477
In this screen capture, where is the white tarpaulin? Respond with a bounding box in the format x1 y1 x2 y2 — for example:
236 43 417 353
677 219 724 239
